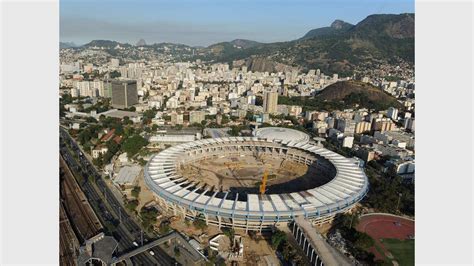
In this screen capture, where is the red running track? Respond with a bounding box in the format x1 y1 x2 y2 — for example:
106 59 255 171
356 214 414 261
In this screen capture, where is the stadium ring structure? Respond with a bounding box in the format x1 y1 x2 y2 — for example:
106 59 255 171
144 134 369 232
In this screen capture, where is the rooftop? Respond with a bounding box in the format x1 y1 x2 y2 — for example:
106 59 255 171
114 165 141 185
254 127 310 144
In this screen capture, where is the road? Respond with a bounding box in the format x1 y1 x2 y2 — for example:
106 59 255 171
60 128 175 265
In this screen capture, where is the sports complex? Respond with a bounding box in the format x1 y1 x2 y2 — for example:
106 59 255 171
144 127 369 231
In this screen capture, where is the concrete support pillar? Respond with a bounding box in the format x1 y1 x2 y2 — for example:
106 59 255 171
172 203 177 216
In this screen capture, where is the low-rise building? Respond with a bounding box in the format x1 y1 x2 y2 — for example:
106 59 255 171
189 110 206 124
342 136 354 148
114 165 141 188
92 146 108 159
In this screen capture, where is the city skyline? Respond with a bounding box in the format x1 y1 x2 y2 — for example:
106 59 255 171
60 0 414 46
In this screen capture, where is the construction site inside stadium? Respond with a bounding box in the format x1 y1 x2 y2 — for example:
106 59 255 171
178 144 336 195
144 128 369 232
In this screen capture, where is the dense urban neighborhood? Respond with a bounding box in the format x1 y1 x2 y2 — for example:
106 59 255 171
59 13 415 266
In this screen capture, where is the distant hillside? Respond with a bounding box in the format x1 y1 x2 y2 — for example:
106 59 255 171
83 40 132 48
60 42 77 49
299 20 353 40
229 39 262 49
136 39 147 46
68 13 414 76
316 80 403 109
197 13 414 75
206 39 263 57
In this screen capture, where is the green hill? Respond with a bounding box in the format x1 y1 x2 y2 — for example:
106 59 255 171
317 80 403 110
278 80 402 111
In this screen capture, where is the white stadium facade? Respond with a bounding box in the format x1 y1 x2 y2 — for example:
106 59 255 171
144 128 369 232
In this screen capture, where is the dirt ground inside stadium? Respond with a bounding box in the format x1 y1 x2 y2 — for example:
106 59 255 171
178 154 333 194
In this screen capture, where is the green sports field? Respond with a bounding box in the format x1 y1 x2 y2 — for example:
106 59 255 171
381 238 415 266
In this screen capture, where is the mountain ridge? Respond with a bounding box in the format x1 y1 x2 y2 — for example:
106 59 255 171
61 13 414 75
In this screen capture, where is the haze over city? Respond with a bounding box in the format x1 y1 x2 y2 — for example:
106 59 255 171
60 0 414 46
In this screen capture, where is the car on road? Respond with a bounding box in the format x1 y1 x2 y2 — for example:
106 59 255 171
133 241 139 247
149 250 155 256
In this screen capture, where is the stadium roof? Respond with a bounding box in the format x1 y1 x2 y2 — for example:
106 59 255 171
144 136 368 221
254 127 310 144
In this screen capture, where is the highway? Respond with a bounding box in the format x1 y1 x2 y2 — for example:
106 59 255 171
60 128 175 265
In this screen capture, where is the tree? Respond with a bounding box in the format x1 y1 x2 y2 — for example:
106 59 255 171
174 246 181 257
222 227 235 243
93 154 104 169
354 232 375 249
340 212 359 229
193 216 207 230
271 230 287 249
86 117 98 123
109 70 121 78
140 206 159 231
125 199 139 212
281 242 294 261
159 220 171 234
131 186 141 198
122 135 148 158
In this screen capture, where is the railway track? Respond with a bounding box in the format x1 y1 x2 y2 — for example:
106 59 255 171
60 130 169 265
60 203 80 266
60 156 103 241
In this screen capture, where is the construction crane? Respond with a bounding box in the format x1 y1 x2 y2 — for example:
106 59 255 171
259 169 268 195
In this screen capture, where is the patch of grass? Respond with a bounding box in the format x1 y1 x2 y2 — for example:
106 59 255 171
381 238 414 266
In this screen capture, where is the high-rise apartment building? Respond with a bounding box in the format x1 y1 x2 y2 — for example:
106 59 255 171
263 90 278 114
355 121 372 134
110 58 120 68
387 107 399 120
337 119 356 136
111 80 138 109
171 112 184 125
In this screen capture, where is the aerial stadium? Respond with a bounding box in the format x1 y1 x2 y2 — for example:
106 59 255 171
144 127 369 232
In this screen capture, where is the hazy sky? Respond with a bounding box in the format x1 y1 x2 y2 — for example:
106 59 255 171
60 0 414 47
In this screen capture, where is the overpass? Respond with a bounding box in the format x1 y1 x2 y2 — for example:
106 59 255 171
291 216 352 266
113 231 205 265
